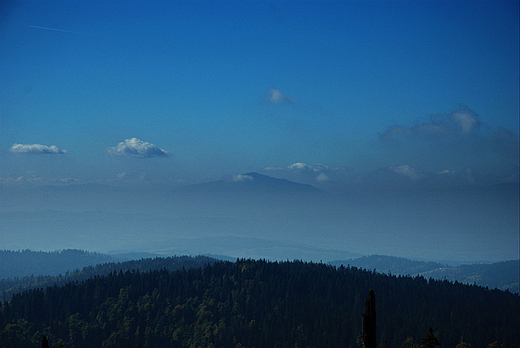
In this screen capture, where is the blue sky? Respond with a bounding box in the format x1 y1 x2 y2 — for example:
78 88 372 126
1 0 519 189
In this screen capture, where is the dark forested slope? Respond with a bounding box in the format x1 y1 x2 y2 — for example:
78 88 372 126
1 259 517 348
0 255 219 302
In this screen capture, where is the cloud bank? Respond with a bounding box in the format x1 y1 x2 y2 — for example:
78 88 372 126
379 108 482 141
105 138 171 158
9 143 68 154
378 107 518 179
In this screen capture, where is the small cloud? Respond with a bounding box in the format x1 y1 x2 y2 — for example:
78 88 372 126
265 88 294 104
115 172 147 181
316 173 330 182
288 162 309 170
231 174 254 182
9 143 68 154
449 109 479 134
105 138 170 158
390 164 422 181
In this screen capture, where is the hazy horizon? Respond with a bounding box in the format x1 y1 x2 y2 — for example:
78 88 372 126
1 1 518 265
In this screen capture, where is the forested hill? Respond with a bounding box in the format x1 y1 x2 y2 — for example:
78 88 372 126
1 260 518 348
331 255 520 293
0 255 219 302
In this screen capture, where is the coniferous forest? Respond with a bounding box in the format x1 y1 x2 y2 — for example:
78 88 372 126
0 253 219 302
0 258 518 348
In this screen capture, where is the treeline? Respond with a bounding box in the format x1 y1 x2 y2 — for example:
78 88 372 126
1 259 518 347
0 255 218 302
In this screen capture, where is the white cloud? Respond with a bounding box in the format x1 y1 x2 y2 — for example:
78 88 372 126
450 110 479 134
232 174 254 182
265 88 294 104
390 165 422 181
269 163 344 172
288 162 309 170
105 138 171 158
9 143 68 154
316 173 330 182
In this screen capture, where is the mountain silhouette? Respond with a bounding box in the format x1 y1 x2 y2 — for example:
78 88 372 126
176 172 325 195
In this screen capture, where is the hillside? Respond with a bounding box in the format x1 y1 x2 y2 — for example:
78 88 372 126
418 260 520 293
0 255 219 302
1 259 518 348
332 255 520 293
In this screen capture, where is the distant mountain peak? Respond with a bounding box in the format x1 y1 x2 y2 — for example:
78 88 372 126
177 172 324 194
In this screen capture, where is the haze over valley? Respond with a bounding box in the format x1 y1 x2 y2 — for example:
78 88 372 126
2 172 518 264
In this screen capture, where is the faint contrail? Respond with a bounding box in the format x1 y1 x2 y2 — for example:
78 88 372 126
29 25 83 35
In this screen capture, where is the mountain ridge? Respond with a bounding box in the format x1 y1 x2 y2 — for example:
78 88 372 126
175 172 325 195
331 255 519 293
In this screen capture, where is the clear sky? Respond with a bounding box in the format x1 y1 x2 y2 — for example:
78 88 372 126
1 0 519 189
